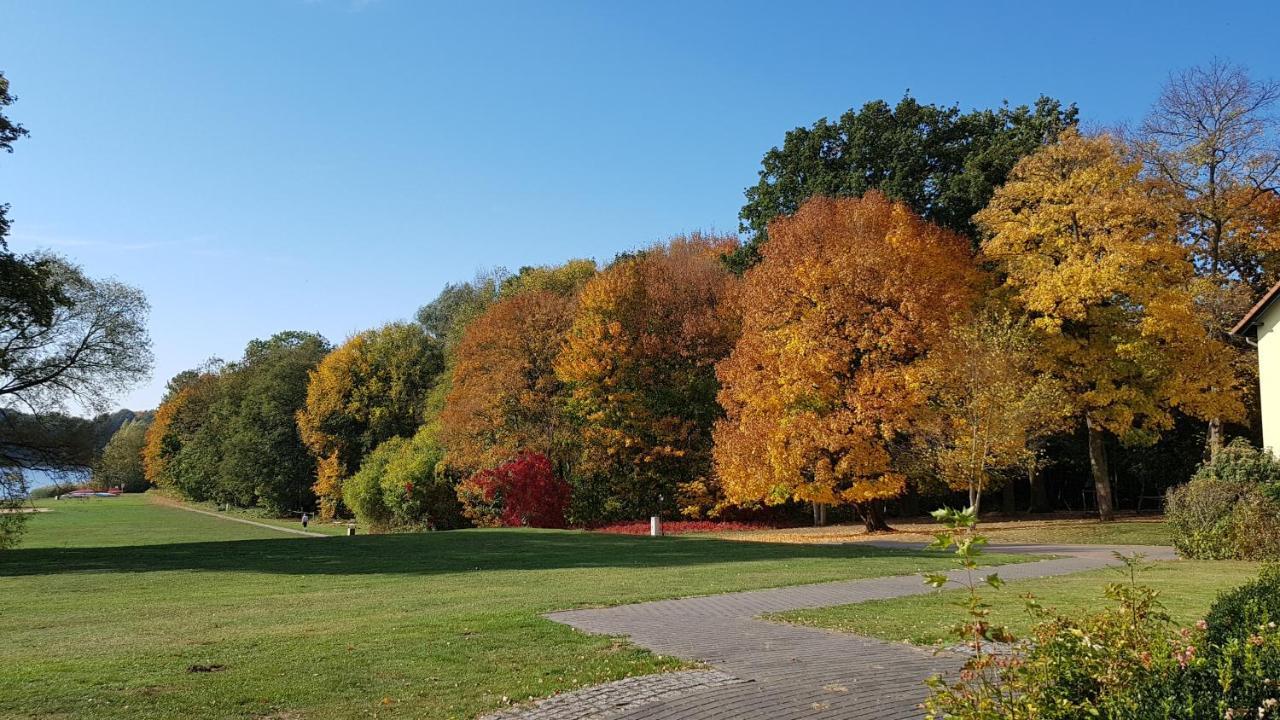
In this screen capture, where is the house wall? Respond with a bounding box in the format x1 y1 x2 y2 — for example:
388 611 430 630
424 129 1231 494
1261 306 1280 453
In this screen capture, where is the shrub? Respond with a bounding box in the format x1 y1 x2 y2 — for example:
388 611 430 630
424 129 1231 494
1198 439 1280 487
342 426 463 532
923 550 1280 719
1165 439 1280 560
456 453 570 529
1204 565 1280 647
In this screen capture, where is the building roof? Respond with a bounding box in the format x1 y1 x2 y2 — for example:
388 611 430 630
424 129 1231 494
1233 279 1280 336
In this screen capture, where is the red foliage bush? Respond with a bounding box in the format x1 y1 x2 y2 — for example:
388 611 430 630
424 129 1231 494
593 520 776 535
456 452 571 529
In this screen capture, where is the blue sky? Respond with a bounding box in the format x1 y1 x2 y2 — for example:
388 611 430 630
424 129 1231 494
3 0 1279 412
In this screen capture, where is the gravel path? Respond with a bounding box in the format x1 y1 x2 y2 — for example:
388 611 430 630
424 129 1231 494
501 542 1177 720
153 497 327 537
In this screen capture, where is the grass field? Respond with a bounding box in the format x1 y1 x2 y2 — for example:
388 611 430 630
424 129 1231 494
773 560 1260 647
0 495 1030 719
149 495 354 536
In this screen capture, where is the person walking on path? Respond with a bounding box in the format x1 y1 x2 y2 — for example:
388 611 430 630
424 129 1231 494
301 512 309 529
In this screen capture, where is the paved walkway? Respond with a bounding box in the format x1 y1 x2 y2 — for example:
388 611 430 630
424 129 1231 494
516 543 1177 720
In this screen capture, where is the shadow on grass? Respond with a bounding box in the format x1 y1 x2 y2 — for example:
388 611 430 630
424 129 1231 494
0 528 955 578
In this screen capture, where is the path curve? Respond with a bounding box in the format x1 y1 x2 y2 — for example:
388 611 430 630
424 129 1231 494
151 496 327 537
516 543 1177 720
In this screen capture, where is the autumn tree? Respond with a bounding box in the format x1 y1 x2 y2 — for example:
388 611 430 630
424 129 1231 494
914 310 1070 514
977 130 1242 521
729 94 1077 271
715 193 978 530
1136 60 1280 454
142 369 223 498
297 323 442 517
441 290 579 475
556 235 739 522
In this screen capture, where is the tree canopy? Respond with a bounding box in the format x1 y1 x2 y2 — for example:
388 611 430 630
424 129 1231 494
297 323 443 517
728 94 1077 271
715 193 978 530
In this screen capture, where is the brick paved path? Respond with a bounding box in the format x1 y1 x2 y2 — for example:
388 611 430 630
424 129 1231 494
527 543 1177 720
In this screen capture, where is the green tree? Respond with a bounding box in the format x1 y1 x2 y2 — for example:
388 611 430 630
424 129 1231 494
94 419 150 492
298 323 443 517
729 94 1077 271
215 332 331 513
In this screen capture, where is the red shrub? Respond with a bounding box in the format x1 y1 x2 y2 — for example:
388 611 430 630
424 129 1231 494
593 520 776 535
456 453 571 529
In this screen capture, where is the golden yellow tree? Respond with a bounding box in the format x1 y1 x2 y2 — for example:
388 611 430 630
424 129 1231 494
555 234 740 522
714 193 978 531
296 323 442 518
977 129 1243 521
914 310 1070 514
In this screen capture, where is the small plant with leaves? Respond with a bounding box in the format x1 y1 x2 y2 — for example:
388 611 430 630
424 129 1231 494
921 506 1023 718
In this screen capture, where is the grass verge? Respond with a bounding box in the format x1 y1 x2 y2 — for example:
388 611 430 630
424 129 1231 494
772 560 1259 647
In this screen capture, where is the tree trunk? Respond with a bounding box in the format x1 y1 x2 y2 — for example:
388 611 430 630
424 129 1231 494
811 501 827 527
1028 463 1049 513
1207 417 1223 461
859 502 892 532
1086 416 1115 522
1002 480 1017 515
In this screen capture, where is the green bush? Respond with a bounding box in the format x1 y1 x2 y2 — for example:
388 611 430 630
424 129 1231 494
342 426 463 532
1197 439 1280 487
1204 565 1280 647
1165 439 1280 560
924 561 1280 719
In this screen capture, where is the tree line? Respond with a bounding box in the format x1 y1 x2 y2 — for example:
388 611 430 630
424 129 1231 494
140 60 1280 529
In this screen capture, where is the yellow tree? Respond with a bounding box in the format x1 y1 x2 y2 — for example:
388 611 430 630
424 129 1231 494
977 129 1242 521
914 310 1070 515
714 193 978 531
555 234 740 522
296 323 442 518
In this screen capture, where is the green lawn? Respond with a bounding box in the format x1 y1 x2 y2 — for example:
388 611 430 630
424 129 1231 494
24 495 288 547
773 560 1261 647
158 496 354 536
0 495 1030 719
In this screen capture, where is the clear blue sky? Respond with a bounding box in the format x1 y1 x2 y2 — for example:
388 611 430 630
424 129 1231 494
3 0 1279 412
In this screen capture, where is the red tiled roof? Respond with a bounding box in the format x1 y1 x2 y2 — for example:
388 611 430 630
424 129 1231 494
1233 280 1280 336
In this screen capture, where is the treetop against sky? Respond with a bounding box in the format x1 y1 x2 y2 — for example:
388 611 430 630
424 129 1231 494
2 1 1279 410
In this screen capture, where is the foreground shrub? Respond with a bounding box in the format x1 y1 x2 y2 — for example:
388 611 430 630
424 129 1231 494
922 537 1280 719
456 453 570 528
1166 439 1280 560
1204 565 1280 647
342 426 462 532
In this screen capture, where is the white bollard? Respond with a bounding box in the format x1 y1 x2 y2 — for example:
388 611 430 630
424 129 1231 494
650 515 662 537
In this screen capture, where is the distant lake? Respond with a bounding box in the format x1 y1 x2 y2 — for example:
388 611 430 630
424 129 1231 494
19 467 91 492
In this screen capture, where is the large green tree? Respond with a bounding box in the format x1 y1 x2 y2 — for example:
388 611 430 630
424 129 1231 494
94 419 150 493
728 94 1077 271
143 333 331 513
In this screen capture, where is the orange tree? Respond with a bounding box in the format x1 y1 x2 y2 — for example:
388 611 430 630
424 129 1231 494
555 234 740 522
976 130 1242 521
714 193 978 531
296 323 442 518
440 289 579 475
